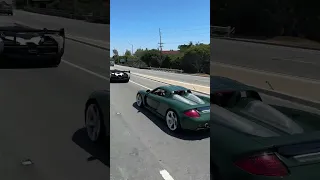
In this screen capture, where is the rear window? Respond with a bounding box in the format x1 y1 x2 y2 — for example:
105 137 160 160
172 91 205 105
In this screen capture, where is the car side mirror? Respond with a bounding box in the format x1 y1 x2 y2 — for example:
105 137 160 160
146 89 151 93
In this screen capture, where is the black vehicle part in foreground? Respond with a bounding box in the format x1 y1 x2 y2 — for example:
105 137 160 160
0 27 65 67
110 70 130 83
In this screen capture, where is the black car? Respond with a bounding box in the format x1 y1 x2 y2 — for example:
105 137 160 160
0 21 65 67
110 69 130 83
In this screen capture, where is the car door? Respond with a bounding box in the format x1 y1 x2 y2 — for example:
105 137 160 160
146 88 161 110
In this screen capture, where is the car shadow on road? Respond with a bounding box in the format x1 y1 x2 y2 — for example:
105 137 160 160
0 61 55 69
132 102 209 141
72 128 110 167
110 81 129 84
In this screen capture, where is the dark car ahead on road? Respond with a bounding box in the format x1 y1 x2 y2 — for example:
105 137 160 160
210 76 320 180
84 90 110 143
0 3 13 15
136 85 210 132
0 21 65 67
110 69 130 83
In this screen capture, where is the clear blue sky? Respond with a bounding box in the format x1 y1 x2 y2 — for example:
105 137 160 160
110 0 210 56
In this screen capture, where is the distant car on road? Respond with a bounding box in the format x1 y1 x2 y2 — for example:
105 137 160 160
0 21 65 67
210 76 320 180
84 90 109 143
136 85 210 132
110 69 130 83
0 3 13 16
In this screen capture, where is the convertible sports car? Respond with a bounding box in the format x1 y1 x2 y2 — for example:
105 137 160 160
110 69 130 83
210 76 320 180
84 90 110 143
136 85 210 132
0 21 65 67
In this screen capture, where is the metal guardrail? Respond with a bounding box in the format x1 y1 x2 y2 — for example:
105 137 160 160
211 26 235 37
23 6 110 24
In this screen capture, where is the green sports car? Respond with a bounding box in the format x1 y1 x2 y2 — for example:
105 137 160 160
136 85 210 132
210 76 320 180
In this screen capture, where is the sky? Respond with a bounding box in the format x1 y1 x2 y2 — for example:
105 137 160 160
110 0 210 56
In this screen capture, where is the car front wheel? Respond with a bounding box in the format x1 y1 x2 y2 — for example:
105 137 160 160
85 102 105 143
136 93 144 107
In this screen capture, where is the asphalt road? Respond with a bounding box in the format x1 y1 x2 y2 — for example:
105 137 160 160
0 16 110 179
110 74 211 180
115 65 209 87
211 38 320 80
11 10 109 42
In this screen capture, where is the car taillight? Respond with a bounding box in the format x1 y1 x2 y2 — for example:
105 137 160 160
234 152 288 177
184 109 200 118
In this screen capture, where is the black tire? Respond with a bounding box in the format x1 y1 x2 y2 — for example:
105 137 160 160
124 79 129 83
85 101 106 143
136 93 144 107
165 109 181 132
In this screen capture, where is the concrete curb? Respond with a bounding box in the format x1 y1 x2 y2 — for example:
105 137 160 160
213 37 320 51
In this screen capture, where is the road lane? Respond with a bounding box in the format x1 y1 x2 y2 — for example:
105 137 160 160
211 38 320 79
11 10 109 42
115 65 209 87
0 63 109 179
110 74 211 180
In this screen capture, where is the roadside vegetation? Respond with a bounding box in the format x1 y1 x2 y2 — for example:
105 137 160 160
212 0 320 42
112 42 210 74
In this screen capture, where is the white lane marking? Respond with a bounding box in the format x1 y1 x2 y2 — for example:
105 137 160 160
159 170 175 180
62 59 109 81
129 80 150 89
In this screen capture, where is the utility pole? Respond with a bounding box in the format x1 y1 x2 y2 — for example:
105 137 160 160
158 28 164 65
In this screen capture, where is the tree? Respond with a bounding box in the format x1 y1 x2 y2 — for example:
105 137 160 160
124 49 131 57
134 48 145 58
140 49 161 67
112 49 118 56
181 44 210 73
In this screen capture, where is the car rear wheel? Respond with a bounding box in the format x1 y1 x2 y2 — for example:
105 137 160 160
166 110 181 132
136 93 144 107
85 103 105 143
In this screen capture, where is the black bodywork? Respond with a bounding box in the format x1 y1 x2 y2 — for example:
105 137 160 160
0 24 65 67
110 69 130 83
